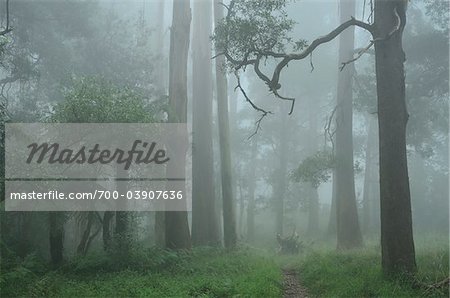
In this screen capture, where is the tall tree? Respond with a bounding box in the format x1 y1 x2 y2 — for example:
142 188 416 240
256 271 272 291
214 0 237 249
274 112 288 235
191 0 220 246
154 0 167 248
246 136 258 242
334 0 363 249
165 0 192 250
362 115 379 233
49 212 64 266
306 98 320 235
374 0 416 274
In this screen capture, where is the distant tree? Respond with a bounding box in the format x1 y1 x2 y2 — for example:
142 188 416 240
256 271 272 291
334 0 363 249
214 0 238 249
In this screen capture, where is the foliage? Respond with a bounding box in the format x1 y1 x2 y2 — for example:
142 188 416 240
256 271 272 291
0 243 48 296
213 0 307 67
49 77 158 123
291 150 335 188
423 0 449 32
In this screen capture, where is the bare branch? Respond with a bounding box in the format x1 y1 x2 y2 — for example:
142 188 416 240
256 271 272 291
324 106 337 151
233 70 272 138
0 0 12 36
309 52 314 72
340 40 375 71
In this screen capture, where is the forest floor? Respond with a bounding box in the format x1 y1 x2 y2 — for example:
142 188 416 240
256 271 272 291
1 235 448 297
277 234 449 298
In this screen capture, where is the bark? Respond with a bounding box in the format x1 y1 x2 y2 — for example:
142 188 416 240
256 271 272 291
49 212 64 266
102 211 114 251
374 0 416 274
154 0 166 92
191 0 220 246
77 212 101 256
154 0 167 248
154 212 165 248
214 0 237 249
327 170 337 236
246 136 258 242
165 0 192 250
114 168 129 250
77 212 94 255
362 115 377 232
335 0 363 249
238 179 245 236
274 113 288 235
307 185 320 235
306 97 320 236
17 213 32 257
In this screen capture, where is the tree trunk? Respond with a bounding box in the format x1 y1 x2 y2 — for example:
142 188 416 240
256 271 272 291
102 211 114 251
154 0 166 93
307 185 320 235
154 212 165 248
327 170 337 236
165 0 192 250
335 0 363 249
246 136 258 242
362 115 377 232
154 0 167 248
77 212 94 255
274 113 288 235
306 97 320 236
114 167 129 250
374 0 416 274
238 178 245 236
191 0 219 246
49 212 64 266
214 0 237 249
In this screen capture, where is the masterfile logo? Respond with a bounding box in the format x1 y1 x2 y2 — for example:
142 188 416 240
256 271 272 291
4 123 192 212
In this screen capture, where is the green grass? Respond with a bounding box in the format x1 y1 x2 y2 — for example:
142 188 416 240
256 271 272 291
1 235 448 297
1 248 282 298
280 236 449 298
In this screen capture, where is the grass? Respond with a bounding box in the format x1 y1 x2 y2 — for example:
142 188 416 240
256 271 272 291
1 247 282 297
279 235 449 298
1 235 448 297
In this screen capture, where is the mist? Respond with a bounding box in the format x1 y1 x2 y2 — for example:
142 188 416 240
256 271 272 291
1 0 448 297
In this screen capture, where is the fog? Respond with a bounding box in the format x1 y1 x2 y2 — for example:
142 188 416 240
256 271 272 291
1 0 448 297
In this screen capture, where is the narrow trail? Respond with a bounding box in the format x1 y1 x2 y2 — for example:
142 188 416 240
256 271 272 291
282 269 308 298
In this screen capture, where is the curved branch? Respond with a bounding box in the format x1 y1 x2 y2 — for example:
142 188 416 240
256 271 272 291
269 17 374 87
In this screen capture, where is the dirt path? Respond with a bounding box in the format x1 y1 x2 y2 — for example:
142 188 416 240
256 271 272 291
282 269 308 298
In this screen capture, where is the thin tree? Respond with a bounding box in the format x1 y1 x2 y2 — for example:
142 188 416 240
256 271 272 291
49 211 64 266
334 0 363 249
191 0 220 246
246 135 258 242
214 0 237 249
165 0 192 250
